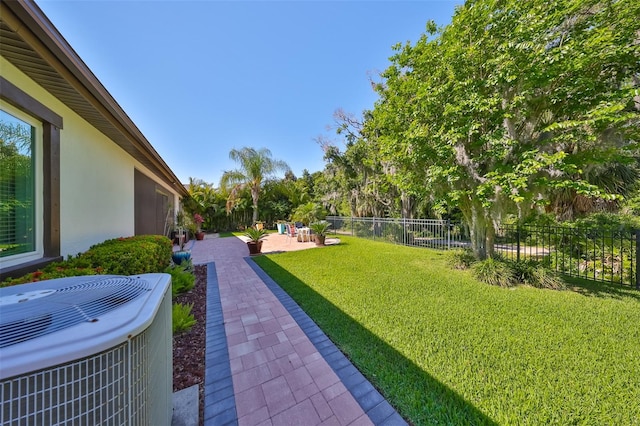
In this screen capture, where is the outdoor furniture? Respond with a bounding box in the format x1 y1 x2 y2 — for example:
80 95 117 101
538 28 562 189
297 227 311 242
286 223 297 243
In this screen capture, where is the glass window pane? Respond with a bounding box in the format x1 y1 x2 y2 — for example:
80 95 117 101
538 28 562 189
0 109 35 258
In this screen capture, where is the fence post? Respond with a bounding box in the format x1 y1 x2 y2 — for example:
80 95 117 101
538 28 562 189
351 216 354 236
636 230 640 290
447 220 451 250
516 225 521 263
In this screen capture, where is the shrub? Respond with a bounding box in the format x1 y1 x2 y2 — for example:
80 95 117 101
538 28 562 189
472 258 515 287
510 259 565 290
2 235 172 287
172 302 196 334
165 262 195 297
80 235 172 275
445 248 476 270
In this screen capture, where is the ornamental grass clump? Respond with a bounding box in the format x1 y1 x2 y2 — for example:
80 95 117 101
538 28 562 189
172 302 196 334
471 257 515 287
444 248 476 270
510 259 565 290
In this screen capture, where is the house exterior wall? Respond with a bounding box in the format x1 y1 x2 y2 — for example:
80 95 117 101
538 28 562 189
1 56 180 266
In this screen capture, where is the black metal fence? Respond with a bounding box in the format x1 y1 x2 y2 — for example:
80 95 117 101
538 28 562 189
326 216 640 288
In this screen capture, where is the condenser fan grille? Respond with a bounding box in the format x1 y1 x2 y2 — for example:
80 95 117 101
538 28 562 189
0 277 151 348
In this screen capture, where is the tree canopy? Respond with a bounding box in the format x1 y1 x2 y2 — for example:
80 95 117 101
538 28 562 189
364 0 639 258
220 147 290 223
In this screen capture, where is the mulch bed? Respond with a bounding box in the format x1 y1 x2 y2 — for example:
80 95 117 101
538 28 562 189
173 264 207 425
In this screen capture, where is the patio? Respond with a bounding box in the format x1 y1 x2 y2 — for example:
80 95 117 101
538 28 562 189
187 233 405 425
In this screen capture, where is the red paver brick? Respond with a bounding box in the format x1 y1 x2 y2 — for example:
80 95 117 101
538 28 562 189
272 340 295 358
293 381 320 403
294 340 318 359
258 333 281 349
229 340 261 359
311 392 333 421
241 347 274 370
350 414 374 426
321 382 348 401
262 376 296 416
235 386 267 418
319 416 341 426
234 365 273 393
271 399 321 426
328 392 362 425
306 359 340 390
238 406 270 426
284 366 313 392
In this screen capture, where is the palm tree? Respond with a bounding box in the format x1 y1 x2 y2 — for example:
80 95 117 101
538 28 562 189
220 147 290 223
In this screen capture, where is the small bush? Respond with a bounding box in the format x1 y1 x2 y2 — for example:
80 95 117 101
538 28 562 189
172 302 196 334
445 248 476 270
80 235 172 275
472 258 515 287
165 262 195 297
510 259 565 290
2 235 173 287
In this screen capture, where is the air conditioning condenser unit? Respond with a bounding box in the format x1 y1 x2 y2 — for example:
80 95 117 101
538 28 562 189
0 273 172 425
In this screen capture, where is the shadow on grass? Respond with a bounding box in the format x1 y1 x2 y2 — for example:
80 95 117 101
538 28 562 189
251 255 498 426
563 275 640 301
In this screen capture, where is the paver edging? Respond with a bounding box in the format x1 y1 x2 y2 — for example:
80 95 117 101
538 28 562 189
203 262 239 425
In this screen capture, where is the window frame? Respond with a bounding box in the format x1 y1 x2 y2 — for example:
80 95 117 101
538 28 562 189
0 105 41 261
0 77 63 280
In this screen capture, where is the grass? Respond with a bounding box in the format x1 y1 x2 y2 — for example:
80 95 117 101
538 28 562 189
252 236 640 425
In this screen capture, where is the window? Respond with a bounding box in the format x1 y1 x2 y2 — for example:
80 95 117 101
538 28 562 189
0 77 62 279
0 109 36 258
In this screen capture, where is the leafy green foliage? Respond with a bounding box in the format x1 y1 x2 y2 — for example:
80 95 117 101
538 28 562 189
2 235 172 286
81 235 172 274
357 0 640 258
290 202 326 225
510 259 565 290
254 236 640 424
165 262 195 297
472 258 515 287
220 147 290 223
172 302 196 334
308 220 331 236
444 248 476 270
243 227 268 242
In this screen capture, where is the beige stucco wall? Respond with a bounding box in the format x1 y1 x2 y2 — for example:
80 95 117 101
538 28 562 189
1 57 180 262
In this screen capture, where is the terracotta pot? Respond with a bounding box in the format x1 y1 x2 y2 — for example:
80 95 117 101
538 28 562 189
315 235 326 246
247 241 263 255
196 232 205 240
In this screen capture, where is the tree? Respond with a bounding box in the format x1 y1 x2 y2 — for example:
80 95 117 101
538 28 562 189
220 147 290 223
367 0 640 259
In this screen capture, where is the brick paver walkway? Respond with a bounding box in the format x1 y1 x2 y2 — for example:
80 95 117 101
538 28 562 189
189 234 406 425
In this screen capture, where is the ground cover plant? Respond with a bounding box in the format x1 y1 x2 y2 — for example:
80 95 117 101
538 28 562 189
253 236 640 425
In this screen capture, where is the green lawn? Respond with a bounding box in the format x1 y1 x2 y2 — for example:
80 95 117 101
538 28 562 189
253 236 640 425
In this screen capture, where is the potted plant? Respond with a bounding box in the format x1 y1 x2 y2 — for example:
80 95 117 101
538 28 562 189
194 213 205 240
244 227 268 255
172 229 191 265
309 220 331 246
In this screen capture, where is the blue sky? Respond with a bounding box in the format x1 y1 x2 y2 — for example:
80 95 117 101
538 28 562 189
37 0 462 186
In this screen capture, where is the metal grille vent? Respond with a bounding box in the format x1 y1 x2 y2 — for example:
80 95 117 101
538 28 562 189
0 329 149 425
0 277 151 348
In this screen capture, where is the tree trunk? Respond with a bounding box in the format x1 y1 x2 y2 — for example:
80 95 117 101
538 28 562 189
401 192 414 219
251 186 259 223
464 200 496 260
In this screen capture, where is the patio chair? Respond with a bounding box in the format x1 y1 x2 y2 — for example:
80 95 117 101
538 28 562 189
286 223 297 244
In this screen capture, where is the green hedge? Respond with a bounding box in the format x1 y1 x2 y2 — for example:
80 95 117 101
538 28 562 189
2 235 172 287
81 235 172 275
